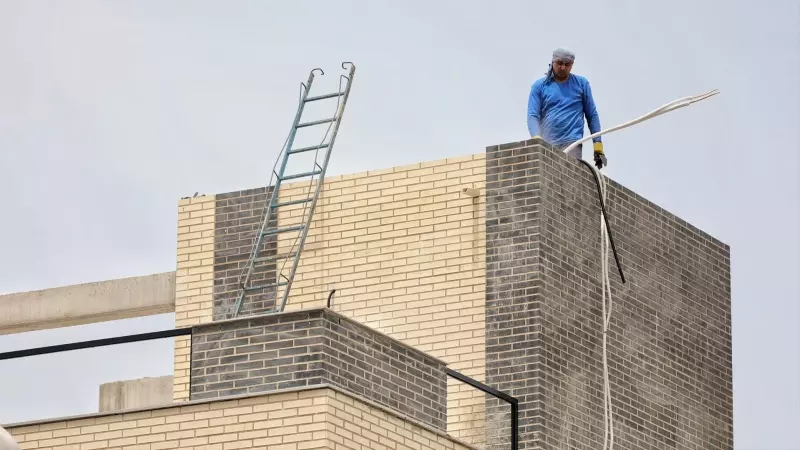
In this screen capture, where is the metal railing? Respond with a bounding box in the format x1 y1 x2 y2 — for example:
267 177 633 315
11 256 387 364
0 327 191 425
2 330 519 450
0 328 191 361
446 368 519 450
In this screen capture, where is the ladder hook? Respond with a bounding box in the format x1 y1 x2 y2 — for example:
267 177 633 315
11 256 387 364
341 61 354 70
311 68 324 76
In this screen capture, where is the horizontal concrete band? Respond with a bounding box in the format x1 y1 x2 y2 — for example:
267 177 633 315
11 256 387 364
0 272 176 336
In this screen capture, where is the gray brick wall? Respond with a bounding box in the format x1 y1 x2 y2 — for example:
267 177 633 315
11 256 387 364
485 139 732 449
190 308 448 431
484 140 547 449
213 187 277 320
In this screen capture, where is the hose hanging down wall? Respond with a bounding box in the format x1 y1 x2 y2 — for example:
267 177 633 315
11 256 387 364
562 88 720 450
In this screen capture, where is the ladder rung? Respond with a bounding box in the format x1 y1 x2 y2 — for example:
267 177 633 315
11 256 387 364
254 252 297 264
305 92 344 102
297 118 336 128
288 143 328 155
279 170 321 181
244 281 288 292
272 198 313 209
262 224 305 236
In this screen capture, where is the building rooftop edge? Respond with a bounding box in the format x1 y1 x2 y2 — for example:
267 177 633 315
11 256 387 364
202 151 488 202
487 137 731 251
200 306 450 367
3 383 480 450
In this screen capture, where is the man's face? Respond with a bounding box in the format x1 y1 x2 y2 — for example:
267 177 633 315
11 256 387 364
552 58 573 80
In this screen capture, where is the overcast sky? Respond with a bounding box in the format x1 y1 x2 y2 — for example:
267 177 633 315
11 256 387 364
0 1 798 448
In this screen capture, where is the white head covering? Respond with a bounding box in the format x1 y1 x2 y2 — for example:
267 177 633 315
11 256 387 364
545 48 576 81
552 48 575 62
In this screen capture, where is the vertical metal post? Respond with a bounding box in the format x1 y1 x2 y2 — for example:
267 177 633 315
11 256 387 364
511 401 519 450
445 368 519 450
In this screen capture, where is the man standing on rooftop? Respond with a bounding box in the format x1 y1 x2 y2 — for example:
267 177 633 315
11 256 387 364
527 48 607 169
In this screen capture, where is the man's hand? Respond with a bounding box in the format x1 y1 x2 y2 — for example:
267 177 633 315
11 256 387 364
593 141 607 169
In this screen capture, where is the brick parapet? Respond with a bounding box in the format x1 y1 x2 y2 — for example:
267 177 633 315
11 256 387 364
190 307 448 431
5 385 477 450
484 138 732 449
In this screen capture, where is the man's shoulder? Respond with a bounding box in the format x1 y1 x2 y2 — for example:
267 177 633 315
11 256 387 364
531 76 549 89
569 73 591 85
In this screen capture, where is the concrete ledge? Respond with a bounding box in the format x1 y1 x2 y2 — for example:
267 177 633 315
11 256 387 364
99 376 173 412
0 272 176 336
4 384 480 450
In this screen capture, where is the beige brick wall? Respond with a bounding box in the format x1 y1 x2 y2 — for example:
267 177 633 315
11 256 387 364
6 388 475 450
275 154 487 445
167 155 489 438
327 389 473 450
7 389 329 450
174 195 216 402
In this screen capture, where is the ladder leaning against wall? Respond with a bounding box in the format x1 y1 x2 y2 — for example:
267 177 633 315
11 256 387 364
230 62 356 319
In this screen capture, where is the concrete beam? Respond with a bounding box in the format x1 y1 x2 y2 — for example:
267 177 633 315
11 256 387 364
0 272 176 336
99 376 174 412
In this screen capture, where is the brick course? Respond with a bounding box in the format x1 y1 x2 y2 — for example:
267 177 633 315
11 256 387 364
7 389 330 450
326 389 475 450
190 308 448 431
485 139 733 449
6 387 476 450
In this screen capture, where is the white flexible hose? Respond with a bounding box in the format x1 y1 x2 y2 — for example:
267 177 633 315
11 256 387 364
0 426 20 450
562 89 719 156
560 88 719 450
599 172 615 450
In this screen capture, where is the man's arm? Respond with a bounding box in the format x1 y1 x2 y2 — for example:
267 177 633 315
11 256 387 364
527 82 542 137
582 79 607 168
582 80 602 143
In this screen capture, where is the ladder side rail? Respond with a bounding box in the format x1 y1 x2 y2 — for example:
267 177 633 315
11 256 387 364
277 63 356 312
231 69 321 318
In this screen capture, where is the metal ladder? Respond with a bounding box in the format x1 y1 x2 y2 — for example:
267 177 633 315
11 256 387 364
230 62 356 319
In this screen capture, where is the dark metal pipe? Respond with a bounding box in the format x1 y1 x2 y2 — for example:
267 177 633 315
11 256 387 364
511 401 519 450
578 159 627 284
446 368 519 450
0 328 192 361
327 289 336 308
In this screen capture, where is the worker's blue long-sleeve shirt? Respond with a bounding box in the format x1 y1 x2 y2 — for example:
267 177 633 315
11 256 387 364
527 73 602 146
